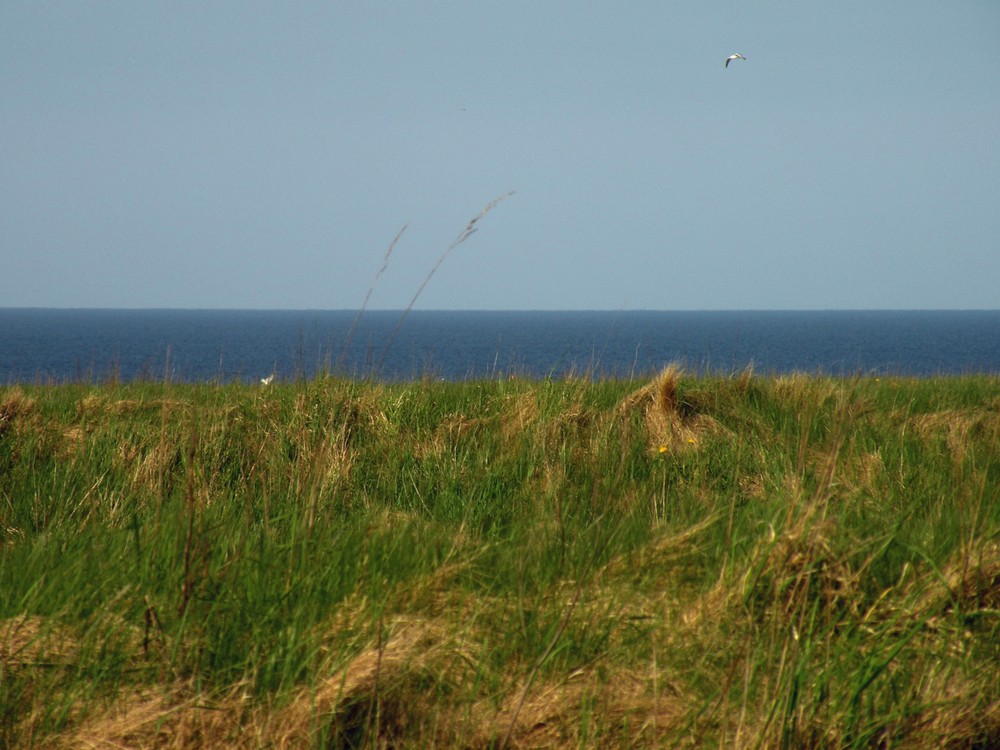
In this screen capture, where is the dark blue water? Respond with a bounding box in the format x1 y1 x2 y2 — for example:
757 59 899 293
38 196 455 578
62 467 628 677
1 309 998 383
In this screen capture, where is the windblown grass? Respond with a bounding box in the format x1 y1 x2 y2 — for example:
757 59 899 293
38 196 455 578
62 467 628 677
1 371 998 747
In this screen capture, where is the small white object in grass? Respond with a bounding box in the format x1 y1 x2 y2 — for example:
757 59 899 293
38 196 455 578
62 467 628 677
725 53 746 68
260 374 275 386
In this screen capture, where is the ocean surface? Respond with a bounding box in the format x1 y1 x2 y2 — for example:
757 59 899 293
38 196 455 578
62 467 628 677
2 309 998 384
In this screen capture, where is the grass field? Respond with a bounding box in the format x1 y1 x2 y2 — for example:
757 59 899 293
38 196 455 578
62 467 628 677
1 368 998 748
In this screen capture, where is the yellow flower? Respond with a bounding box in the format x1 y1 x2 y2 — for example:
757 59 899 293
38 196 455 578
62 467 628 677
658 444 669 454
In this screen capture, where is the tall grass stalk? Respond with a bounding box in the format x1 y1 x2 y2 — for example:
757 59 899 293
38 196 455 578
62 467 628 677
335 224 408 374
376 191 514 371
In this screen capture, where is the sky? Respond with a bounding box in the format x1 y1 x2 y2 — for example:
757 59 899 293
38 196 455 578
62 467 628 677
2 2 998 310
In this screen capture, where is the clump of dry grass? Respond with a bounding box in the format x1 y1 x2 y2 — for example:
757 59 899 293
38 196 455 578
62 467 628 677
943 541 1000 613
416 412 489 459
2 616 85 745
841 448 886 502
500 390 540 443
902 664 1000 749
908 539 1000 621
486 668 685 749
41 617 466 749
1 615 79 671
46 658 686 750
770 372 840 412
0 387 36 418
282 616 473 747
45 614 682 749
908 407 1000 472
45 683 247 750
618 365 723 455
0 387 38 438
742 514 862 623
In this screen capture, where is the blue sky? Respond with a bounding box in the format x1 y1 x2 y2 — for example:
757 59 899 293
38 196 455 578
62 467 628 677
2 2 998 310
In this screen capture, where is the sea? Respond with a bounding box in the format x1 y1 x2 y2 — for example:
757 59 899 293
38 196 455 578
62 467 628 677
1 309 999 384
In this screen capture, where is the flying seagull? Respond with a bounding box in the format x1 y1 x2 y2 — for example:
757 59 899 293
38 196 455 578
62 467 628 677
725 53 746 68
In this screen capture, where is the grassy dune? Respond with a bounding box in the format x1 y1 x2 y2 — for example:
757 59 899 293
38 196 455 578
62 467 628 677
1 369 999 748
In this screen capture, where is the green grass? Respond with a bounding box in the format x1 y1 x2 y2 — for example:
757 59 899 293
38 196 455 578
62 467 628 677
1 370 999 748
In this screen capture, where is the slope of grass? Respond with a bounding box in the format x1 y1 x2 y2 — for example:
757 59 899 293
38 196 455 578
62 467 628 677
1 370 998 748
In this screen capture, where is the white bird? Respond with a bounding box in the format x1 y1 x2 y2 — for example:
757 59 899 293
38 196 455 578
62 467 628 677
725 53 746 68
260 374 275 386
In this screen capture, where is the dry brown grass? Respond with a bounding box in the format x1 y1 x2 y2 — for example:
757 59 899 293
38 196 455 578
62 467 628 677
34 612 690 749
733 498 864 628
844 448 886 500
487 668 685 749
902 663 1000 749
908 407 1000 470
617 365 724 456
770 372 840 412
40 617 463 749
0 387 37 421
418 412 490 459
1 615 79 671
0 388 40 443
908 539 1000 621
599 515 716 582
500 391 540 443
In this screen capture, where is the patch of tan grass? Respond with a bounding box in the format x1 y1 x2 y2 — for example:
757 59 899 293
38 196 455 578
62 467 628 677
58 425 87 459
500 391 540 442
46 683 250 750
735 362 755 393
1 616 79 670
546 397 591 438
738 473 766 501
0 387 37 423
37 604 693 749
600 515 716 581
851 448 885 497
770 372 839 412
908 540 1000 621
619 366 724 456
943 541 1000 613
740 514 861 624
46 616 474 749
414 412 490 459
124 439 179 497
487 667 686 749
903 661 1000 749
909 408 1000 469
538 460 567 498
76 393 106 417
